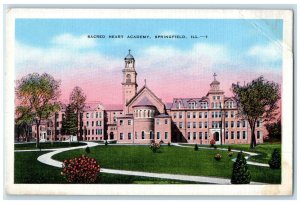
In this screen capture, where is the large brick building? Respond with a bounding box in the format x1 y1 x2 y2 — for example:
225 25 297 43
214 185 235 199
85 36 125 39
31 50 266 144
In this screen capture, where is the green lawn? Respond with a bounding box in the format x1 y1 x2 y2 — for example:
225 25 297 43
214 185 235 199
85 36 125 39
180 143 281 164
53 145 281 184
14 151 200 184
14 142 86 150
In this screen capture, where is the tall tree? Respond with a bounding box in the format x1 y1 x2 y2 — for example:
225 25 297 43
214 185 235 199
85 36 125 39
15 106 33 142
61 104 78 141
16 73 61 148
232 76 280 149
69 86 86 141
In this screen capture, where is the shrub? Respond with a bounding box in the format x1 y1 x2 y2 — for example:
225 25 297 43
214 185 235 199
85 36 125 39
268 149 281 169
228 146 232 152
105 140 108 146
159 140 164 144
231 152 251 184
228 152 234 157
61 155 100 183
194 144 199 151
214 154 222 161
168 142 171 146
150 142 160 153
214 145 217 149
210 139 216 147
85 146 90 154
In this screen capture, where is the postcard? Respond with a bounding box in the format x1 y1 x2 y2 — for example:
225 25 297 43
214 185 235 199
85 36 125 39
5 8 293 196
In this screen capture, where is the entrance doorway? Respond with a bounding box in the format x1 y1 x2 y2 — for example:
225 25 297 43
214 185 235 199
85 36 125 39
213 132 220 144
109 132 114 140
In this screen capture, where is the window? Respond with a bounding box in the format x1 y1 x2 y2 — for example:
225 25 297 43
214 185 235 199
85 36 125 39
91 113 94 118
257 131 261 139
205 122 208 128
199 132 203 139
231 111 235 118
200 102 207 109
243 131 246 139
205 132 208 139
88 129 90 135
257 120 260 127
179 122 183 129
86 113 90 118
120 120 123 125
193 122 196 128
120 133 124 140
128 120 132 125
165 119 168 124
189 102 196 109
128 132 132 140
193 132 196 140
199 122 203 128
87 121 89 127
199 112 203 118
92 129 95 135
188 132 191 140
213 96 216 100
187 122 191 128
173 112 177 119
243 120 246 127
237 131 240 139
165 132 168 139
187 112 191 118
212 112 215 118
99 129 103 135
157 132 160 139
193 112 196 118
231 121 234 128
237 121 240 128
176 101 181 109
142 131 145 139
92 121 94 127
156 119 160 125
99 112 102 118
225 121 228 128
150 131 154 139
225 131 229 139
218 112 222 118
225 111 228 118
179 112 183 119
205 112 208 118
231 131 234 139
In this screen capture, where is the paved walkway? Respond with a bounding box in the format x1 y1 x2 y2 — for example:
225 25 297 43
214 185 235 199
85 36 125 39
173 143 269 167
29 141 267 184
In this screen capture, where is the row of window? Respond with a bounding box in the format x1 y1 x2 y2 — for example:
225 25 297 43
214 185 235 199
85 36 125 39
119 131 169 140
176 102 208 109
174 120 253 129
86 112 103 119
134 109 155 118
172 111 237 119
186 131 261 140
84 129 103 135
86 120 102 127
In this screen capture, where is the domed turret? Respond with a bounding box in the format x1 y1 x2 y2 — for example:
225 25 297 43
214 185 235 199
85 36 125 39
124 49 135 60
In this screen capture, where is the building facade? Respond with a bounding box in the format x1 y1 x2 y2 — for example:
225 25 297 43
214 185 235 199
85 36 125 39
31 50 266 144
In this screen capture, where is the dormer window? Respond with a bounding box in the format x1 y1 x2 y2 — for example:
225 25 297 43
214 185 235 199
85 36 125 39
189 102 196 109
176 101 181 109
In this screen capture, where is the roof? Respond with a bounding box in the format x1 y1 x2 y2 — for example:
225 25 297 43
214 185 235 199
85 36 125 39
83 101 103 111
210 79 220 85
124 49 134 60
165 103 173 110
104 104 123 111
155 114 171 118
133 96 156 107
169 97 209 110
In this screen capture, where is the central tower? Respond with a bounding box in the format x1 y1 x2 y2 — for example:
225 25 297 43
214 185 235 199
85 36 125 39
122 49 138 113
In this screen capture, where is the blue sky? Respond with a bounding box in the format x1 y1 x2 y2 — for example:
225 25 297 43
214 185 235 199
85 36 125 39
15 19 283 103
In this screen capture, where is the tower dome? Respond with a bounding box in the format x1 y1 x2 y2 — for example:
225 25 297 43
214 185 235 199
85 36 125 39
124 49 134 60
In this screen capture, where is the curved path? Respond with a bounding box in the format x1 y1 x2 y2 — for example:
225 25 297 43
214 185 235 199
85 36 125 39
173 143 269 167
17 141 266 184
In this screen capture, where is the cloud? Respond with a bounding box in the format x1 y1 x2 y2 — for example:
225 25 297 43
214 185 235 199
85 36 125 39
51 33 97 49
247 41 282 63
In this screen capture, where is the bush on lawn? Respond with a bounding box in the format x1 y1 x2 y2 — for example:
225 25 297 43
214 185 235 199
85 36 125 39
194 144 199 151
61 155 100 183
105 140 108 146
228 152 234 157
231 152 251 184
150 142 160 153
210 139 216 147
268 149 281 169
168 142 171 146
228 146 232 152
85 146 90 154
214 154 222 161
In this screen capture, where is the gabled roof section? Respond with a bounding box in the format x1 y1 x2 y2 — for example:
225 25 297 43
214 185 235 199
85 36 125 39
126 85 164 108
84 101 104 111
104 104 123 111
133 96 156 107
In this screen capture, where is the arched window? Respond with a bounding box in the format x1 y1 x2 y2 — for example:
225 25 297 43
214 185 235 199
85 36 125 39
126 74 131 83
142 131 145 139
143 110 146 118
147 110 150 118
138 110 141 118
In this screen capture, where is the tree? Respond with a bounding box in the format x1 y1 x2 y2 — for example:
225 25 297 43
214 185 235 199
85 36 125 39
232 76 280 149
61 104 78 141
15 106 33 142
16 73 61 148
231 152 251 184
265 119 281 141
69 86 86 141
268 149 281 169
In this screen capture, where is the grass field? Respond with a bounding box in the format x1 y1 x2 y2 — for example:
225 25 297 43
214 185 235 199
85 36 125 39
180 142 281 164
14 142 86 150
14 151 201 184
53 145 281 184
